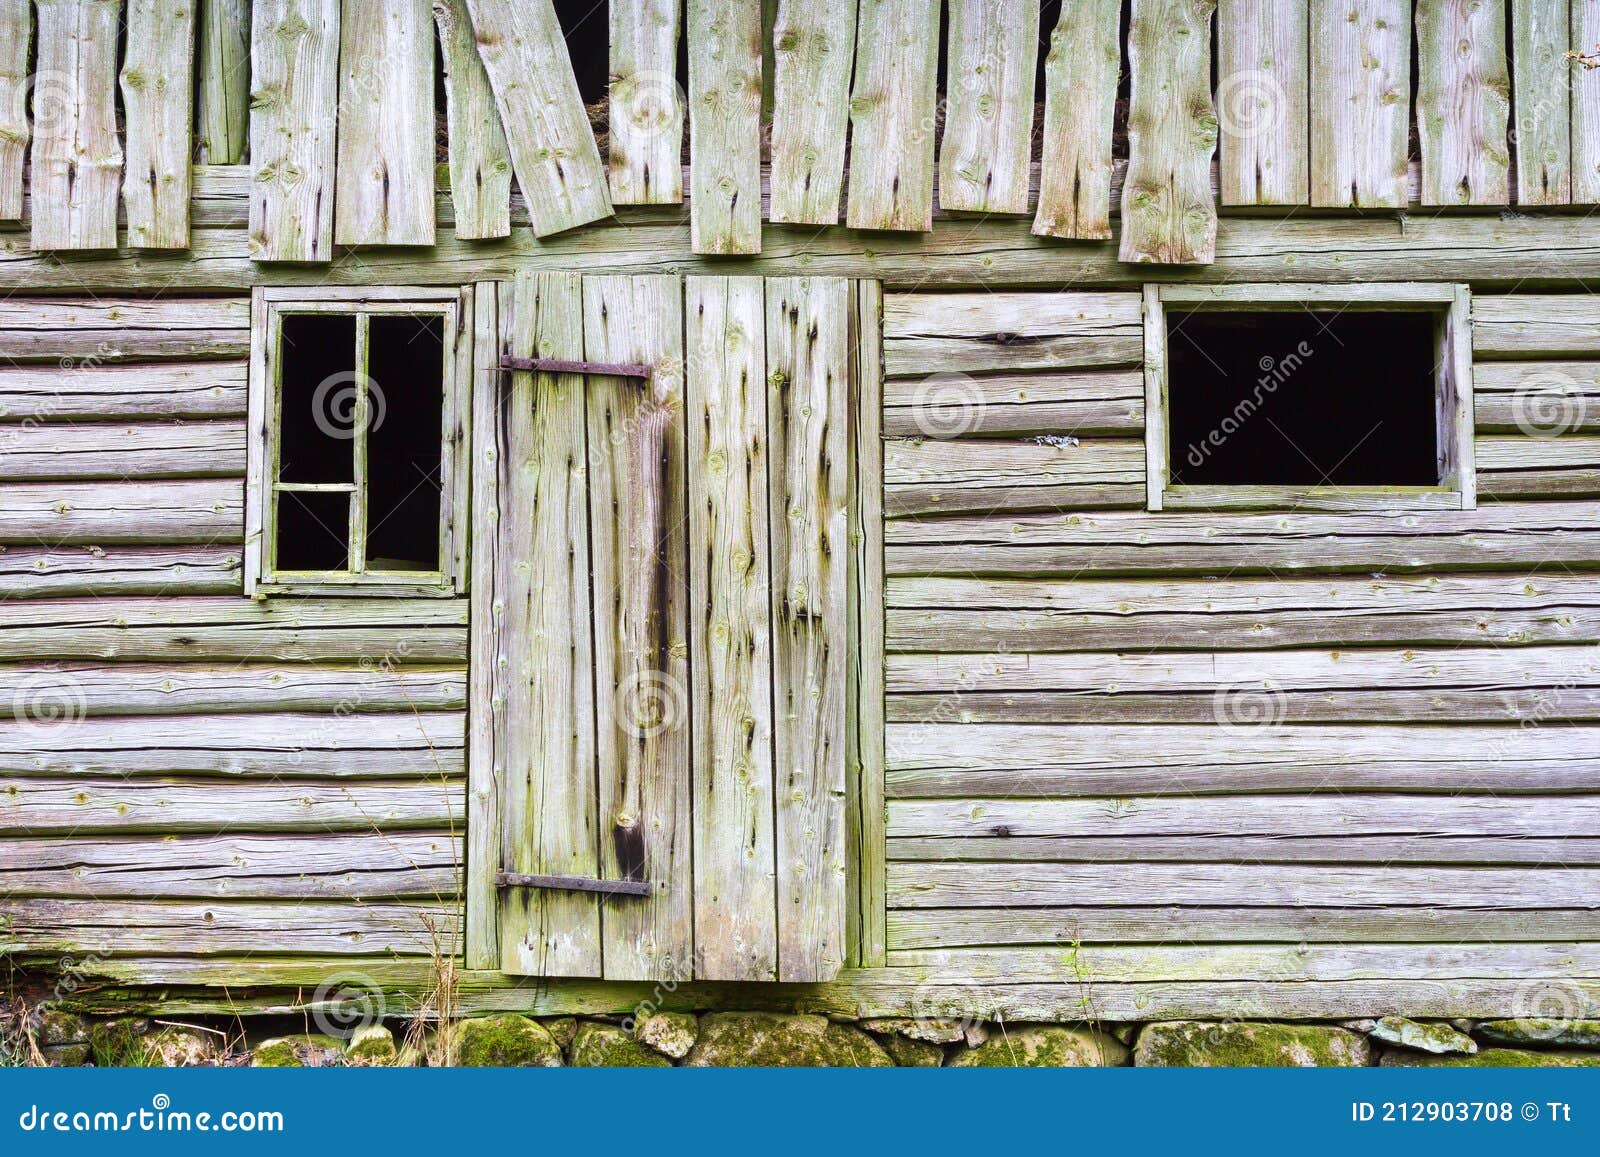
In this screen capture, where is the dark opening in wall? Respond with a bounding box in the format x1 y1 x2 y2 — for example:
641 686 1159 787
277 489 350 572
555 0 612 106
366 314 445 572
1166 310 1439 487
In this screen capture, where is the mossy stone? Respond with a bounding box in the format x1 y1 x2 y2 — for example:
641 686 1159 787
1476 1019 1600 1049
143 1027 214 1067
344 1024 397 1064
878 1034 947 1066
635 1011 698 1059
35 1010 87 1047
1380 1047 1600 1068
43 1043 91 1067
569 1023 672 1067
684 1013 892 1067
539 1017 578 1051
1135 1021 1370 1067
949 1025 1127 1067
88 1018 150 1066
1369 1016 1477 1056
860 1018 967 1044
251 1034 343 1068
455 1014 562 1068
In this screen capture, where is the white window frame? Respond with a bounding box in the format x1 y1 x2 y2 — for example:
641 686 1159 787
1143 282 1476 512
244 286 473 597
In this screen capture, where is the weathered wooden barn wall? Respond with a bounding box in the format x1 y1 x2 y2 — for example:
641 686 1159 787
1 1 1600 1021
0 299 467 960
879 289 1600 979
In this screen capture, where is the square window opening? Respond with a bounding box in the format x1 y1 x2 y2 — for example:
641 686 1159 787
1167 310 1440 487
248 288 470 598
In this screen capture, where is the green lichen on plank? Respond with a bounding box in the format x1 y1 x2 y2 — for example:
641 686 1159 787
455 1014 562 1068
683 1013 891 1067
1134 1021 1370 1067
949 1024 1128 1067
568 1023 672 1068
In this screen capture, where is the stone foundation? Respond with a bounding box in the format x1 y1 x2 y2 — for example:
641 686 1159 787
10 1009 1600 1067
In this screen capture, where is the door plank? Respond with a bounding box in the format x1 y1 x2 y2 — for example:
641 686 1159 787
846 0 942 231
766 276 851 982
1217 0 1309 206
769 0 856 224
584 274 692 982
687 0 762 253
497 272 603 977
1416 0 1510 206
939 0 1039 215
1310 0 1410 207
687 275 778 982
609 0 683 205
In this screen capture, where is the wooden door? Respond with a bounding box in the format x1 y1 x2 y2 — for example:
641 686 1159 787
470 273 852 983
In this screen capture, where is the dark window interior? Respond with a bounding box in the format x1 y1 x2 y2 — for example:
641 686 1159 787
366 314 445 572
277 314 356 485
273 311 445 576
277 489 350 573
1166 310 1440 487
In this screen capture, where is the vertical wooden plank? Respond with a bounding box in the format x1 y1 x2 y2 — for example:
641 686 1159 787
846 0 942 231
766 276 850 983
464 0 614 238
1120 0 1218 265
443 287 474 592
769 0 856 225
1417 0 1510 205
249 0 340 262
686 275 777 982
1217 0 1309 206
335 0 435 246
609 0 683 205
0 0 31 221
1310 0 1410 208
584 274 692 982
1446 285 1478 509
30 0 124 251
433 0 512 240
1573 0 1600 201
1143 284 1168 510
851 278 886 969
465 280 502 970
1033 0 1121 240
243 290 271 597
1511 0 1570 204
198 0 251 165
687 0 762 253
121 0 196 249
938 0 1039 215
498 271 602 978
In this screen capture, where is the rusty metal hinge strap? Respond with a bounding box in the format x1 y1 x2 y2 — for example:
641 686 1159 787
496 870 651 897
498 355 652 380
